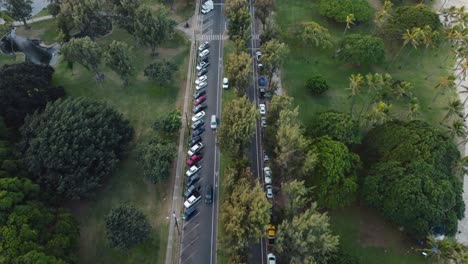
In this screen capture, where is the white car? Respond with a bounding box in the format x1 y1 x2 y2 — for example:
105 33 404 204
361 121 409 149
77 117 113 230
264 166 271 176
261 116 266 127
198 41 209 51
196 61 210 71
199 49 209 58
184 194 201 209
256 51 262 60
267 253 276 264
222 77 229 89
259 104 266 115
265 174 271 185
192 111 206 122
266 185 273 199
201 7 212 14
186 165 202 177
195 75 207 85
196 81 208 90
188 142 204 156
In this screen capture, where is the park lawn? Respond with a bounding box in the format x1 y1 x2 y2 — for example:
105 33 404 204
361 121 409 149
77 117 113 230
16 18 58 44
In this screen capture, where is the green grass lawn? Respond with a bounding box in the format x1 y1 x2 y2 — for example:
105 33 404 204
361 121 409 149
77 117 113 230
274 0 452 263
16 18 58 44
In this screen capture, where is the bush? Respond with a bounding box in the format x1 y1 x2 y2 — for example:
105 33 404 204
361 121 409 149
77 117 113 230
47 3 60 17
308 111 361 145
105 205 151 249
152 110 181 134
319 0 371 23
137 138 176 183
305 74 329 96
18 97 133 199
337 34 385 66
144 60 177 85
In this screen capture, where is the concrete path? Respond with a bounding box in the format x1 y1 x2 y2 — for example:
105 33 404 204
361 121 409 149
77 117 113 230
0 15 54 26
432 0 468 245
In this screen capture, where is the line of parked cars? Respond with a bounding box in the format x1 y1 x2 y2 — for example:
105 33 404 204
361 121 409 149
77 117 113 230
182 41 217 221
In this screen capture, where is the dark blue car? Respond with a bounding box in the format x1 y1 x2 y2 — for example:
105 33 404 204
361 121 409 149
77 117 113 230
258 76 266 87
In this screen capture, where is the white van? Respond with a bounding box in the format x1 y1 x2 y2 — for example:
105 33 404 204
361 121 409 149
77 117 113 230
210 115 217 129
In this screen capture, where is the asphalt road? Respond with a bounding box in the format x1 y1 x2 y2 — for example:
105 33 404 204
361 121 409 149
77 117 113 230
179 1 225 263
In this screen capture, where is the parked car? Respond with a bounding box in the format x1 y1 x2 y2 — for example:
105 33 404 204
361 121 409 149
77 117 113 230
258 76 266 87
198 41 209 51
182 206 197 220
197 68 208 77
192 127 206 137
199 56 209 63
259 87 266 99
186 174 200 187
192 103 207 114
186 164 202 177
256 51 261 60
259 104 266 115
267 253 276 264
196 81 208 90
191 119 204 130
199 49 209 58
196 61 210 71
194 96 207 106
184 191 201 208
188 142 204 156
266 184 273 199
205 185 213 204
192 111 206 122
187 154 203 166
222 77 229 89
263 151 269 162
184 184 200 198
195 75 207 85
189 136 201 147
265 173 272 185
261 116 266 127
193 90 207 100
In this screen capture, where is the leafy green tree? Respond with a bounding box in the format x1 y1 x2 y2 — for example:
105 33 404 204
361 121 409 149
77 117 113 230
305 74 329 96
61 36 104 81
0 63 65 128
380 4 441 41
282 180 312 220
152 110 181 134
144 59 178 85
104 40 135 86
225 51 251 95
307 111 361 146
137 137 175 183
308 136 360 208
362 161 464 238
47 2 60 17
17 251 66 264
337 34 385 66
5 0 32 28
276 204 339 264
264 95 294 153
220 178 270 257
254 0 274 27
134 6 175 56
217 96 257 157
319 0 370 23
260 39 289 83
108 0 141 45
225 0 250 40
105 204 151 249
300 21 334 51
18 97 133 199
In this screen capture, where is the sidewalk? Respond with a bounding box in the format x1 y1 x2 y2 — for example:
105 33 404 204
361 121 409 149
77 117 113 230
0 15 53 26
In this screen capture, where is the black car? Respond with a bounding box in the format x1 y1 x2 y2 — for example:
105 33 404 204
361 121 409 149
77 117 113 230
197 68 208 77
184 184 201 198
193 90 207 100
199 56 209 63
186 174 200 187
192 103 207 114
182 206 197 220
191 119 204 130
189 136 202 147
259 87 266 99
192 127 206 137
205 185 213 204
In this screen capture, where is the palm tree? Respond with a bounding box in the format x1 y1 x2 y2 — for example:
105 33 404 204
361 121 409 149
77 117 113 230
420 235 454 263
452 156 468 177
365 101 392 127
374 0 393 28
442 119 466 142
388 28 422 69
451 239 468 264
455 58 468 86
433 75 456 102
347 73 363 118
392 80 412 100
343 14 355 35
406 97 420 121
442 99 463 122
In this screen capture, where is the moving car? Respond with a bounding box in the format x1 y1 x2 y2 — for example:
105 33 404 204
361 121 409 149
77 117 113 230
210 115 217 129
192 111 206 122
266 184 273 199
194 96 206 106
188 142 204 156
192 103 207 114
259 104 266 115
196 61 210 71
187 154 203 166
222 77 229 89
205 185 213 204
182 206 197 220
186 164 202 177
192 127 205 137
191 119 204 130
198 41 209 51
196 81 208 90
267 253 276 264
197 68 208 77
195 75 207 85
184 184 200 198
189 136 201 147
186 174 200 187
193 90 206 99
261 116 266 127
184 191 201 208
199 49 209 58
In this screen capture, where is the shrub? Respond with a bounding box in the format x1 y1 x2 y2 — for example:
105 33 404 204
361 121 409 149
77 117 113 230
308 111 361 145
337 34 385 66
152 110 181 134
137 138 175 183
305 74 329 96
319 0 371 23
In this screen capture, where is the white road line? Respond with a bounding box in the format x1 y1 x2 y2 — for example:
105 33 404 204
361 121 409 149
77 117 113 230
183 211 200 226
183 223 200 237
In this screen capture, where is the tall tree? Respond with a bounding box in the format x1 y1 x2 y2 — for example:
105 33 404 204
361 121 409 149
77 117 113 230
217 96 257 157
343 14 355 35
276 204 339 264
365 101 392 127
264 95 294 153
347 73 363 118
282 180 312 220
144 59 178 85
104 40 135 86
442 99 463 122
433 75 456 102
300 21 334 54
108 0 141 45
5 0 32 28
137 137 175 183
61 36 104 81
18 97 133 199
260 39 289 83
307 111 361 146
225 51 252 95
254 0 274 28
374 0 393 28
224 0 250 40
134 6 175 56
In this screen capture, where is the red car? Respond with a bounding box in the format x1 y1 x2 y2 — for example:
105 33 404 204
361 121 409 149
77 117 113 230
194 96 207 106
187 154 203 166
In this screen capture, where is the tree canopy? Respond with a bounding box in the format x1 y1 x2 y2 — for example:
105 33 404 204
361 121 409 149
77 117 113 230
337 34 385 66
104 40 135 86
0 63 65 128
18 97 133 199
225 50 252 95
105 204 151 249
305 74 329 96
61 36 104 81
4 0 32 28
144 59 178 85
307 111 361 146
308 136 360 208
319 0 371 23
137 137 175 183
